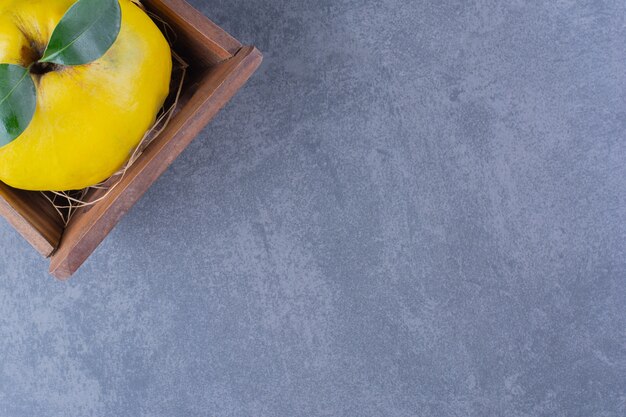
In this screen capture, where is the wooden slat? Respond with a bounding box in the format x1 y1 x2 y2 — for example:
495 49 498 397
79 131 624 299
143 0 242 66
49 46 263 279
0 184 64 257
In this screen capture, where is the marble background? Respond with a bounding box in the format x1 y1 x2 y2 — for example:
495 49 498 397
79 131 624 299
0 0 624 415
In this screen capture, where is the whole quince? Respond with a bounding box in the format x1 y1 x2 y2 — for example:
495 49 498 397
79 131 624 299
0 0 172 190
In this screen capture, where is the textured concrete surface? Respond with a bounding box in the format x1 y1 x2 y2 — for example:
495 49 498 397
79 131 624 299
0 0 625 415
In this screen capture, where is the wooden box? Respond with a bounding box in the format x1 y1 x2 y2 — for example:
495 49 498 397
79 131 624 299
0 0 262 279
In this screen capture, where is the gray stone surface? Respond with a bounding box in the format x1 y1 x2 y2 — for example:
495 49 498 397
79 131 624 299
0 0 625 415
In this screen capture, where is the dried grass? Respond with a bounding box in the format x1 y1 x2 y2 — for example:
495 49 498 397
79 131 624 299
41 4 188 226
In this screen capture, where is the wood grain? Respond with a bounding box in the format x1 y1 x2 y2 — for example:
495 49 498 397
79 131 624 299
0 184 64 257
142 0 242 67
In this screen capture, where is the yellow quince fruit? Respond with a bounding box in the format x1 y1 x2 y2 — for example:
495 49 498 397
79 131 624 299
0 0 171 190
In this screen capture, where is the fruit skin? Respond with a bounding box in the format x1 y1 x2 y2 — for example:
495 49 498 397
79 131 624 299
0 0 172 190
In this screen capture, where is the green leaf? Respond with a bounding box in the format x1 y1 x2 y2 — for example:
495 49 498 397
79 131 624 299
0 64 36 147
40 0 122 66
